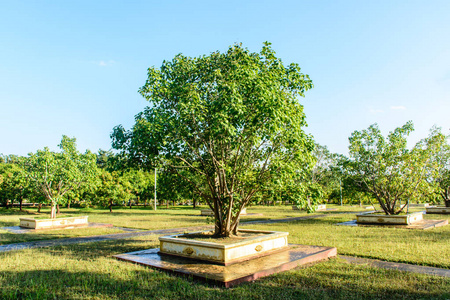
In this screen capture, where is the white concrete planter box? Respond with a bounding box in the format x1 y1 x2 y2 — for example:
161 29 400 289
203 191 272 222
316 204 326 211
201 208 247 216
426 206 450 214
356 211 423 225
292 204 326 211
159 229 289 265
19 216 88 230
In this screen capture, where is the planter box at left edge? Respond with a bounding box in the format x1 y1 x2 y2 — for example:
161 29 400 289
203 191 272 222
19 216 89 229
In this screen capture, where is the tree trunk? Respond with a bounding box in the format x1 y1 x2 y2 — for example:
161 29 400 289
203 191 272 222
193 198 196 209
445 200 450 207
19 197 23 211
50 204 57 219
166 200 169 208
109 200 113 213
38 203 42 213
57 204 60 214
129 200 132 209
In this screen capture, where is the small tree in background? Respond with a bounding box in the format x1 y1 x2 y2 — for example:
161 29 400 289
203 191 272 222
94 170 133 212
427 127 450 207
0 161 27 209
123 169 153 208
347 122 446 215
23 136 98 219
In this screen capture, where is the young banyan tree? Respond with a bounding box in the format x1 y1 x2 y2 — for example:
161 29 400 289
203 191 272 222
112 43 315 237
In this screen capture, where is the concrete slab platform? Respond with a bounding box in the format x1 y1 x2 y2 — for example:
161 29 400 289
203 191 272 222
113 244 337 288
336 219 448 230
2 222 113 234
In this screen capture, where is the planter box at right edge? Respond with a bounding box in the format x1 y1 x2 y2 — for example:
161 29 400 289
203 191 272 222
426 206 450 214
356 211 423 225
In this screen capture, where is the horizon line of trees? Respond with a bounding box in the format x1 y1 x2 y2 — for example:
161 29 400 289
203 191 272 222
1 121 449 217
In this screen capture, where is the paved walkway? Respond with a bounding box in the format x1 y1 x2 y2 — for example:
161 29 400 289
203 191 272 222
2 211 449 278
341 256 450 278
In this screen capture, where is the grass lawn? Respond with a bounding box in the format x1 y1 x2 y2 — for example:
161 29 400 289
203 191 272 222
242 212 450 269
1 205 449 299
0 227 126 245
0 236 449 300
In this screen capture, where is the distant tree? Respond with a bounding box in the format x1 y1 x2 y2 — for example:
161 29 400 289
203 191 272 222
122 169 153 208
426 127 450 207
347 122 445 215
0 157 32 210
112 43 314 237
156 168 193 208
93 170 131 212
23 136 99 219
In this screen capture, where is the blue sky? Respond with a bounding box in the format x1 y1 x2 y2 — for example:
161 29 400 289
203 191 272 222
1 0 449 156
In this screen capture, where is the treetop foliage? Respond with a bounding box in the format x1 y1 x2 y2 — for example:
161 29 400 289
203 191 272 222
112 42 315 236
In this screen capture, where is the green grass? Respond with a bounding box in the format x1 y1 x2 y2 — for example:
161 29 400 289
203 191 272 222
1 205 449 299
0 237 448 299
1 205 321 231
241 212 450 268
0 227 125 245
2 205 448 267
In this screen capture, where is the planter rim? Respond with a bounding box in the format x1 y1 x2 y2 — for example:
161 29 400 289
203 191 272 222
159 229 288 250
19 216 88 221
356 211 423 218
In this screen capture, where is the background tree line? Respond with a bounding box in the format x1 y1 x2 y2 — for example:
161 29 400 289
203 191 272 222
1 122 449 217
1 121 449 218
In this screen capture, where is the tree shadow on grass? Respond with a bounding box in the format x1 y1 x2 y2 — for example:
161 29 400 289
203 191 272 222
0 232 68 245
42 238 161 262
0 257 448 300
0 221 19 227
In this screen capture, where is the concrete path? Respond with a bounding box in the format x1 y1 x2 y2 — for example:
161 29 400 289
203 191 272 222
341 255 450 278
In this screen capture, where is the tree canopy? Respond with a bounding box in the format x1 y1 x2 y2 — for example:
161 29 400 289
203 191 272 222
23 136 99 218
347 122 446 215
112 42 315 236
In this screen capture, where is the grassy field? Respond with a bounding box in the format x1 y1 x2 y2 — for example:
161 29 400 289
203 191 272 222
1 205 449 299
0 236 448 300
242 212 450 268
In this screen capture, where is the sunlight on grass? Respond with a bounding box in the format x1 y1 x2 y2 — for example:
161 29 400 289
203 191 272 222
0 238 448 299
242 213 450 268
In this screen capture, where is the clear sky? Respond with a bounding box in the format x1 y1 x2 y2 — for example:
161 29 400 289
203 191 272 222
1 0 449 156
